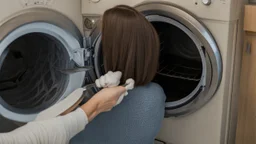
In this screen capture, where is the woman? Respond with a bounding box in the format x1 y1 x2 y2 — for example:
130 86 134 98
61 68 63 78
71 5 166 144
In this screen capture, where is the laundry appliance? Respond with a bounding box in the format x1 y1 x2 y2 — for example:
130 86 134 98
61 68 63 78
81 0 244 144
0 0 87 131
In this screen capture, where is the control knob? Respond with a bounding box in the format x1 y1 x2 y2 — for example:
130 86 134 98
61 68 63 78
90 0 100 3
202 0 211 5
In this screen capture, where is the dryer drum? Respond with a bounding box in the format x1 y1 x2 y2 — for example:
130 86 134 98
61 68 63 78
151 19 204 109
0 33 70 113
144 15 210 115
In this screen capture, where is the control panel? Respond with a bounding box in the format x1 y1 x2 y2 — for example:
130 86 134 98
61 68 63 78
20 0 54 7
82 0 241 21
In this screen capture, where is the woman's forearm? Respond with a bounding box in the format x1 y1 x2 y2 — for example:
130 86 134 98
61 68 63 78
0 108 88 144
0 94 115 144
80 97 101 121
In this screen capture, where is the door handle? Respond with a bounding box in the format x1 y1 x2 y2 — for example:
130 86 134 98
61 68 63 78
56 59 94 74
57 66 93 74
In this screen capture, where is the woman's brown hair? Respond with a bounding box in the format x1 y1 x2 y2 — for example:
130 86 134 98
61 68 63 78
102 5 160 86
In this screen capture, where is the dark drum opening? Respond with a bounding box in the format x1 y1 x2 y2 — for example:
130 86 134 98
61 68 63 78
0 33 70 113
151 21 203 103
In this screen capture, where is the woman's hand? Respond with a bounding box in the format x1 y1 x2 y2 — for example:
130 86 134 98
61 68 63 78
80 86 126 121
95 71 135 105
93 86 126 112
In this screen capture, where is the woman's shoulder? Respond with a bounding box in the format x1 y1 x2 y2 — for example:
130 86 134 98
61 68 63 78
129 82 166 101
135 82 164 93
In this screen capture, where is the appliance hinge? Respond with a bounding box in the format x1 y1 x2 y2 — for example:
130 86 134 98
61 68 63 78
71 48 85 67
83 36 91 49
83 36 92 62
84 48 92 62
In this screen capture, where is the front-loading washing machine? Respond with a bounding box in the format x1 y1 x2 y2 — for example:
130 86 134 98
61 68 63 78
0 0 87 131
81 0 245 144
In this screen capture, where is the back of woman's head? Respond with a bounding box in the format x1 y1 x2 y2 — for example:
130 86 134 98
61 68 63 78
102 5 159 86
